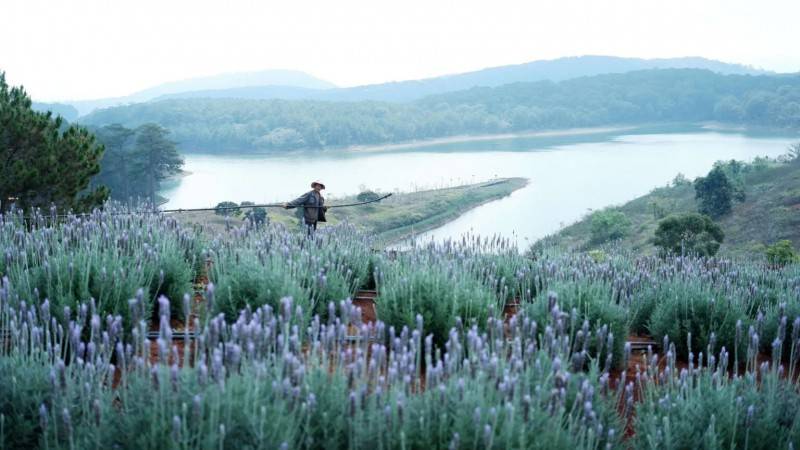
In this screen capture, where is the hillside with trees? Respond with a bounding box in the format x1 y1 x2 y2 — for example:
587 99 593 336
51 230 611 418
542 144 800 258
81 69 800 153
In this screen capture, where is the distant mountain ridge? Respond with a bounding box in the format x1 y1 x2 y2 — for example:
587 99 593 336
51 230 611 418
31 102 79 122
38 55 771 117
152 55 771 104
62 69 336 116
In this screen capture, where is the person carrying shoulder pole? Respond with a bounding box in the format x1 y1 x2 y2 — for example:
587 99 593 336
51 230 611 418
283 180 328 235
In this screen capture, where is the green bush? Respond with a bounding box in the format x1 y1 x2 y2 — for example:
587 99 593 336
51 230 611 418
0 208 197 327
654 213 725 256
587 249 607 263
356 190 381 202
214 201 239 216
766 240 799 267
589 209 631 245
243 207 268 226
694 165 737 218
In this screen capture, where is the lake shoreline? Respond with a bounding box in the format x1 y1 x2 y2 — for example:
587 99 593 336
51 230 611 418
341 125 641 154
376 178 530 245
174 122 798 156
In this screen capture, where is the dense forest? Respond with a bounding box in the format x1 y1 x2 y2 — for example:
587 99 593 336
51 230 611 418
81 69 800 153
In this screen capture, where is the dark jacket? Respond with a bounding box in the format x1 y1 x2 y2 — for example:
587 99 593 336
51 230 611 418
287 190 326 223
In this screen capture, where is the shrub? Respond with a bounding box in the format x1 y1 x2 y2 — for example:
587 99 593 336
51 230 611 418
761 300 800 361
356 190 381 202
243 207 268 226
208 223 373 323
654 213 725 256
589 209 631 245
672 172 691 187
214 201 239 216
587 249 607 263
2 289 623 450
0 358 52 449
766 240 799 267
211 257 308 322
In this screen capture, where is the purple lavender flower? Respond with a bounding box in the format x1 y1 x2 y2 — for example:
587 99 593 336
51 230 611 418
39 404 48 430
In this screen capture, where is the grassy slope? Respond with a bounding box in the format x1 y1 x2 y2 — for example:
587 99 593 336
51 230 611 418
174 178 528 246
547 162 800 257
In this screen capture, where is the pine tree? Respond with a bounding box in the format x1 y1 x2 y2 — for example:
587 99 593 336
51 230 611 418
92 124 137 200
133 123 183 205
0 72 108 212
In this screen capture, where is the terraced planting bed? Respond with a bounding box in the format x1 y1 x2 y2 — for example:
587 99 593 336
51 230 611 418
2 206 800 449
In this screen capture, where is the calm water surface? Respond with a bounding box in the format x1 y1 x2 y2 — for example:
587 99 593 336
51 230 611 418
161 127 795 247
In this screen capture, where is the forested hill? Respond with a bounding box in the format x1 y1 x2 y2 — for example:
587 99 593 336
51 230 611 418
81 69 800 153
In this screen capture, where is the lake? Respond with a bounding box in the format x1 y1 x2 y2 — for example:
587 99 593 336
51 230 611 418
160 125 796 248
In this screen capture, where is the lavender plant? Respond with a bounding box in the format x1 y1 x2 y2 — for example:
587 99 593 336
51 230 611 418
0 204 198 324
375 241 501 348
207 222 373 322
635 329 800 449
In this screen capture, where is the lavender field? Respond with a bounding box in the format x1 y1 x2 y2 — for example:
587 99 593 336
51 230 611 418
2 207 800 449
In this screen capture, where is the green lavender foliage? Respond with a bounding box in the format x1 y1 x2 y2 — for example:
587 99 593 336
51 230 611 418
2 210 800 448
635 336 800 449
523 285 628 369
1 288 624 449
375 238 505 347
208 222 373 322
0 205 197 324
648 285 750 361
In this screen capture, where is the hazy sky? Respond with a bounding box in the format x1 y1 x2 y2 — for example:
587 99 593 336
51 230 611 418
3 0 799 101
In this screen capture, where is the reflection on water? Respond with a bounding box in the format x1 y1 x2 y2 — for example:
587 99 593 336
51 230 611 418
161 126 796 247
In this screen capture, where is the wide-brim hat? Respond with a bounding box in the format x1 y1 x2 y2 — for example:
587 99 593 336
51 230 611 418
311 180 326 189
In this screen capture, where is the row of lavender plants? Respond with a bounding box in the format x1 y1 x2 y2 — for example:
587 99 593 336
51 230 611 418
0 205 201 326
521 248 800 363
383 237 799 368
4 279 800 448
1 283 628 449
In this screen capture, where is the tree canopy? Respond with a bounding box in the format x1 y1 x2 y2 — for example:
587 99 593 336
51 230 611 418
694 166 735 218
90 123 184 204
654 213 725 257
589 209 631 244
0 72 107 212
81 69 800 153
